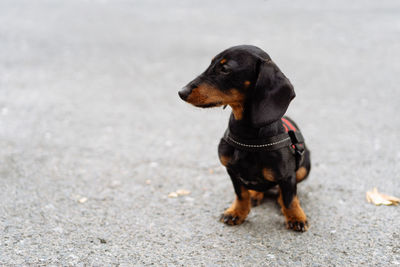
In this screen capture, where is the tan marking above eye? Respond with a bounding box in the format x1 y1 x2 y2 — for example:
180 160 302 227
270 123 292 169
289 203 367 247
244 81 251 88
220 59 227 64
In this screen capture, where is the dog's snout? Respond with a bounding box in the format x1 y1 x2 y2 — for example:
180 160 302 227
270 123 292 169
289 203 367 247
178 84 196 101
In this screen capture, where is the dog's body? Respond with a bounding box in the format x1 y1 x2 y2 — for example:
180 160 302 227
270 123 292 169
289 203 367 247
179 45 311 231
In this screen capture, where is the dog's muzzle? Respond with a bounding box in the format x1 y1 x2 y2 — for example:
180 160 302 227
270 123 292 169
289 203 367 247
178 83 197 101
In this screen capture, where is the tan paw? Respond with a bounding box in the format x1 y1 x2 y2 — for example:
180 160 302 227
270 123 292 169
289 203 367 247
286 219 309 232
220 209 247 225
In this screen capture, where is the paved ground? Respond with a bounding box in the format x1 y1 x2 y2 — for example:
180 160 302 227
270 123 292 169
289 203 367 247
1 0 400 266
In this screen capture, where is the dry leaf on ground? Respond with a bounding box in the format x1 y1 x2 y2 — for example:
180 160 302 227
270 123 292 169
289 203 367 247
366 188 400 206
168 189 191 198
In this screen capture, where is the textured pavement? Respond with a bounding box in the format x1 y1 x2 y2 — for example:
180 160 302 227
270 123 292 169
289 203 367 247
1 0 400 266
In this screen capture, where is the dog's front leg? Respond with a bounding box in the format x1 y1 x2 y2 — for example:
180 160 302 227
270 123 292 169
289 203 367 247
278 175 308 231
220 169 251 225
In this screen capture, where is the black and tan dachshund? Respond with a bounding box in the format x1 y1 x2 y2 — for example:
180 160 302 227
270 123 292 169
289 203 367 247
178 45 311 232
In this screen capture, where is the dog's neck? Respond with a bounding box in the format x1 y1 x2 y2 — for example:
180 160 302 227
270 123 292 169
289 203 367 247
228 113 285 139
229 103 244 120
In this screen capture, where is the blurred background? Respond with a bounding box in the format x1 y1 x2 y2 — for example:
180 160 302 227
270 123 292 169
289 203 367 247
1 0 399 265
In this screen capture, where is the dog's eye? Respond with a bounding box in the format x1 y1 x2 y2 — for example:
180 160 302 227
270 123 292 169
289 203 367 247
220 64 231 74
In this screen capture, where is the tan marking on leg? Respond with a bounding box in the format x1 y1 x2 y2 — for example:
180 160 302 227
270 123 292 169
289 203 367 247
277 190 308 231
296 167 308 183
219 155 231 167
263 168 275 182
249 190 264 206
220 186 251 225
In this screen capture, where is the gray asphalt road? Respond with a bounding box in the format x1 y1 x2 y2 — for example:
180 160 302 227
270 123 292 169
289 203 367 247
1 0 400 266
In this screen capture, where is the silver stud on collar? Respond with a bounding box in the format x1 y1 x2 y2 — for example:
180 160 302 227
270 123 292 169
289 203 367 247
226 135 291 148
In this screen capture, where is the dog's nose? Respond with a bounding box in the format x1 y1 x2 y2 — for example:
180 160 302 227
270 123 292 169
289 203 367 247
178 84 196 101
178 88 189 100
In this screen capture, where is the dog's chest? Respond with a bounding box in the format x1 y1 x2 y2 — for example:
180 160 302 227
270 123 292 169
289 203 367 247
231 151 278 191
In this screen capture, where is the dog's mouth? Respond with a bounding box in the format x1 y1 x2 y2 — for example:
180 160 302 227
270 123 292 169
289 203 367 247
195 102 223 108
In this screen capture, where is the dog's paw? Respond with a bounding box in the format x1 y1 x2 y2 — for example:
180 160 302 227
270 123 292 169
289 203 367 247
286 219 309 232
219 210 247 226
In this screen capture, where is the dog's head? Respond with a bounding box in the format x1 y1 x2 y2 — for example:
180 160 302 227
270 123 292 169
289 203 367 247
179 45 295 127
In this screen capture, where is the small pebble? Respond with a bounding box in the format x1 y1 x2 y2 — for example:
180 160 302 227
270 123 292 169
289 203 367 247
168 192 178 198
176 189 191 196
165 140 173 147
78 197 88 203
149 162 158 168
110 180 121 188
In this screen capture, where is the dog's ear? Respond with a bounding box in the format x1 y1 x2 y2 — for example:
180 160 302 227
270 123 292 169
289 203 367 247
250 60 295 127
